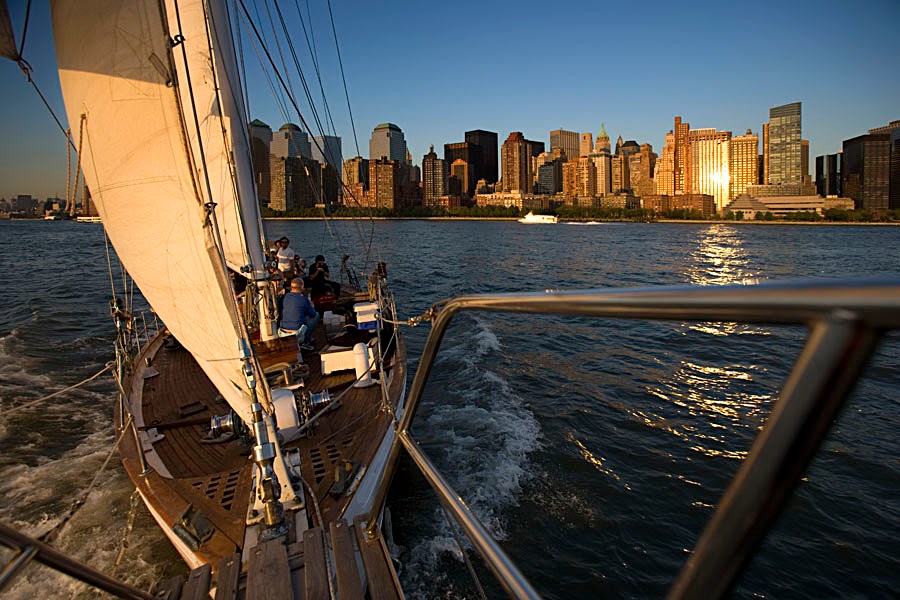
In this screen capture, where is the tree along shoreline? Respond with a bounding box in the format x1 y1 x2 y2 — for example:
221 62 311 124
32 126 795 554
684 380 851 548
262 205 900 225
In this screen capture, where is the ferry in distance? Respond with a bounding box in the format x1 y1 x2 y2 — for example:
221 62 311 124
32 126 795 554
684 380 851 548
518 211 559 224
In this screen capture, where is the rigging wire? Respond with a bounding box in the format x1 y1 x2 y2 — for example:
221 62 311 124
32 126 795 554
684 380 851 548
4 363 114 416
16 0 31 60
325 0 360 159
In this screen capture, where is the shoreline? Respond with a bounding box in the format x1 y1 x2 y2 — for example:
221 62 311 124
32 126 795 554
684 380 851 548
263 216 900 226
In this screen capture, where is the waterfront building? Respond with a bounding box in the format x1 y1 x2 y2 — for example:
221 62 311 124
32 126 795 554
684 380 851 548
611 154 629 193
580 132 593 157
450 159 471 199
655 132 675 196
815 153 841 197
550 129 579 165
269 155 320 211
674 116 691 194
689 127 731 211
730 129 759 201
422 146 448 207
590 150 612 196
369 123 407 161
537 159 562 195
562 160 577 199
575 157 596 198
768 102 802 185
465 129 498 184
762 122 770 184
595 123 611 153
343 156 369 188
629 143 656 198
721 194 771 219
444 142 480 196
892 127 900 209
747 182 817 197
271 123 311 159
311 135 342 171
501 132 530 194
801 139 810 185
369 158 401 209
249 119 273 206
842 133 890 210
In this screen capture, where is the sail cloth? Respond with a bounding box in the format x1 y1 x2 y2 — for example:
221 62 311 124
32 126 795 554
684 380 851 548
51 0 263 423
0 1 18 60
165 0 268 277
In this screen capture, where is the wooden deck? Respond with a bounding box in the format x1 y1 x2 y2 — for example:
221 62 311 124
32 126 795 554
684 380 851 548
117 290 407 597
149 518 401 599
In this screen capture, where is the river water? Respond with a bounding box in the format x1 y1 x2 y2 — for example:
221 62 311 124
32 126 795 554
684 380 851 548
1 219 898 598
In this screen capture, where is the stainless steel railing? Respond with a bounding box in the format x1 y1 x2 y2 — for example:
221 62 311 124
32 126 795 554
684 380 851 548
368 279 900 599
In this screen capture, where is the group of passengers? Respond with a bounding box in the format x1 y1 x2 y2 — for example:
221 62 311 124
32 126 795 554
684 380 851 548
270 236 329 350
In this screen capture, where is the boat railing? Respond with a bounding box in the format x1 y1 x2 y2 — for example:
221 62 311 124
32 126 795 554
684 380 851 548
0 521 153 599
370 279 900 599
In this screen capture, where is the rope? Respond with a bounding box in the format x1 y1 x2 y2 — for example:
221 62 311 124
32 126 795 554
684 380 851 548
65 128 72 214
16 0 32 59
69 114 86 217
380 305 439 328
40 414 135 544
325 0 360 159
110 489 141 577
5 363 114 416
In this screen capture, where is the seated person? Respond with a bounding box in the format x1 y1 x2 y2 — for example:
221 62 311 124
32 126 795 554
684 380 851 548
307 254 330 292
278 278 318 350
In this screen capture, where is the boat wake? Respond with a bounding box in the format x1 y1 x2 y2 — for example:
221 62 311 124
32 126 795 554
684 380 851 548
398 316 541 598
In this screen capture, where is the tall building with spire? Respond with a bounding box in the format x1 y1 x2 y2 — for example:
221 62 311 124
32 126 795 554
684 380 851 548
595 123 611 153
369 123 407 161
768 102 802 185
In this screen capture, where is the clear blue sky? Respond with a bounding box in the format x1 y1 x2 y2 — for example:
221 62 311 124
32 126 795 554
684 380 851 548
2 0 899 200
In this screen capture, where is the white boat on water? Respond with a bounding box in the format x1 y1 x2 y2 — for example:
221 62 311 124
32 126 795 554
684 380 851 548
76 215 101 223
518 211 559 224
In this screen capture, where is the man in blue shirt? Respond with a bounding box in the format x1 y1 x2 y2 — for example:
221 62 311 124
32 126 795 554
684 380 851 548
279 278 318 350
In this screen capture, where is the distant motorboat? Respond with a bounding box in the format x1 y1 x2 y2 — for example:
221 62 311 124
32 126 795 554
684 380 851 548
76 216 102 223
518 211 558 224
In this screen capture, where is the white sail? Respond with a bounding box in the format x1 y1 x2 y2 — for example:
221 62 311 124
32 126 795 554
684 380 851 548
51 0 265 423
165 0 267 277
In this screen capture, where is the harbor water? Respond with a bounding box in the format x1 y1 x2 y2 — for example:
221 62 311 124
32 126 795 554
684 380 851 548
1 219 898 598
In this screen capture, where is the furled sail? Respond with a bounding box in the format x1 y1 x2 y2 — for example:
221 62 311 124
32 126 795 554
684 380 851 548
51 0 265 423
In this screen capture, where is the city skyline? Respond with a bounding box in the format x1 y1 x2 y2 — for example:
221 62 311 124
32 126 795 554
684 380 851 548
1 0 899 199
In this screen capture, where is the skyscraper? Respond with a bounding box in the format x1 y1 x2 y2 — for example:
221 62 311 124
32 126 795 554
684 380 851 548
271 123 311 159
842 133 890 210
502 132 529 193
629 143 657 198
369 123 407 161
892 127 900 209
801 139 810 184
311 135 342 171
689 128 731 211
595 123 611 153
580 132 593 157
655 132 675 196
589 149 612 196
422 146 448 206
249 119 272 206
465 130 498 184
730 129 759 200
450 159 472 198
550 129 579 162
762 122 770 184
674 116 690 194
768 102 802 185
369 158 401 209
815 153 841 197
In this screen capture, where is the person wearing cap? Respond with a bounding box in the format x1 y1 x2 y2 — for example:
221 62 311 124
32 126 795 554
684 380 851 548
278 278 318 350
275 236 299 279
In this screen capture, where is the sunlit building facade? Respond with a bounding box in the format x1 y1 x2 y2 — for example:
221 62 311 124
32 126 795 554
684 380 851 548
580 132 593 157
674 116 691 194
655 131 675 196
729 129 759 201
369 123 407 162
501 132 529 194
689 128 731 211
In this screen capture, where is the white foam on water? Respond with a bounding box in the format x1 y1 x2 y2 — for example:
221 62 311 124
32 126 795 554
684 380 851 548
401 316 541 598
